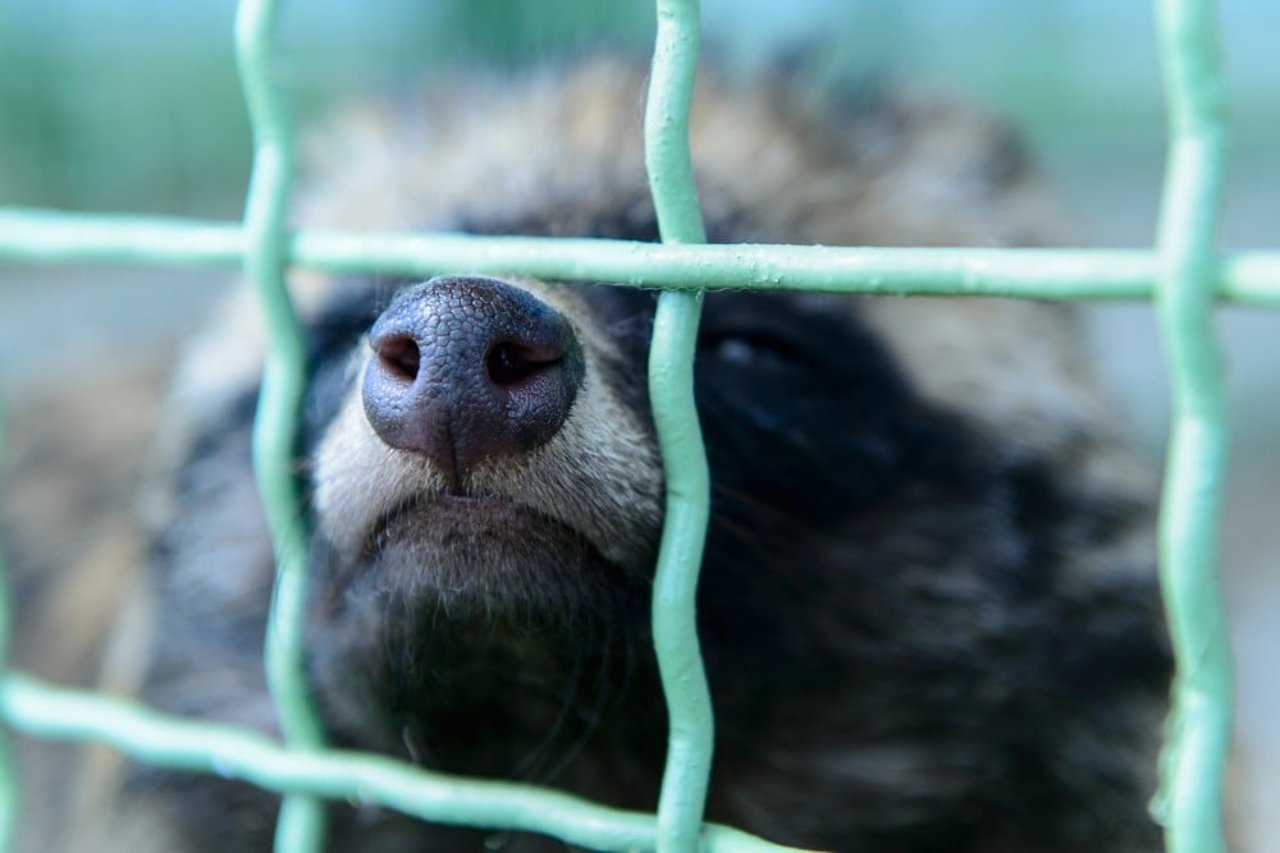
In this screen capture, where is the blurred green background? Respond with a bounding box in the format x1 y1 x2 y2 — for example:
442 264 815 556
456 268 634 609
2 0 1276 238
0 2 1276 849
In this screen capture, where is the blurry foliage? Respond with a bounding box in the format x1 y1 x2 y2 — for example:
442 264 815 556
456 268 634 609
0 0 1274 218
0 0 652 215
437 0 651 67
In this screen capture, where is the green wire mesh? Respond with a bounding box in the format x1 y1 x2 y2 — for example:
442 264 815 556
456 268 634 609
644 1 715 851
0 0 1264 851
0 215 1276 303
235 0 330 848
1150 1 1233 851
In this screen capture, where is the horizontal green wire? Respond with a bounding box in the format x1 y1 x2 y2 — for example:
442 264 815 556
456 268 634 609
644 0 715 849
0 209 1277 305
0 674 807 853
1151 0 1233 850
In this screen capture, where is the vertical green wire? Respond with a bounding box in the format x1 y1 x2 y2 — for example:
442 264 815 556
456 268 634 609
0 402 17 853
644 1 714 851
234 1 328 851
1150 1 1233 851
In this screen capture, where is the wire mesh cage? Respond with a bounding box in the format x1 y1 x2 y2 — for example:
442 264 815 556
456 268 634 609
0 0 1276 851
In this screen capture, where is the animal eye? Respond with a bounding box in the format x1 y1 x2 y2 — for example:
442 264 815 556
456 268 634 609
701 330 804 370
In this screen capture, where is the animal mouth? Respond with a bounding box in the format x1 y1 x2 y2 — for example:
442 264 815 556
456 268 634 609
338 490 622 620
361 492 594 560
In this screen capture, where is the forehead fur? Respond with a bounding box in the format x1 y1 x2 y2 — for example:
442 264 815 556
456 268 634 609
297 59 1067 245
172 59 1098 461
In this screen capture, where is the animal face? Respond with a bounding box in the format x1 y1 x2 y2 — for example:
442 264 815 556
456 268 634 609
310 277 661 603
123 62 1171 852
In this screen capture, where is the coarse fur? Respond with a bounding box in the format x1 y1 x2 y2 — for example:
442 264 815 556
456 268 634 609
8 61 1170 852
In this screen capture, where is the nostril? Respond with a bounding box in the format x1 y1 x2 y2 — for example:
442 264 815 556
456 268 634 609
486 341 562 387
375 334 422 383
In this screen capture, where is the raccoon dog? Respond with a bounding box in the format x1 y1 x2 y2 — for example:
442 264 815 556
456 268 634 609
82 62 1169 851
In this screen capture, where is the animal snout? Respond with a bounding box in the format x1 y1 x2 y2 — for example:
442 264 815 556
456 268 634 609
362 276 585 490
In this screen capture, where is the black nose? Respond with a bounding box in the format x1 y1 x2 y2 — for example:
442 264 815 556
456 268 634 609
362 276 585 490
